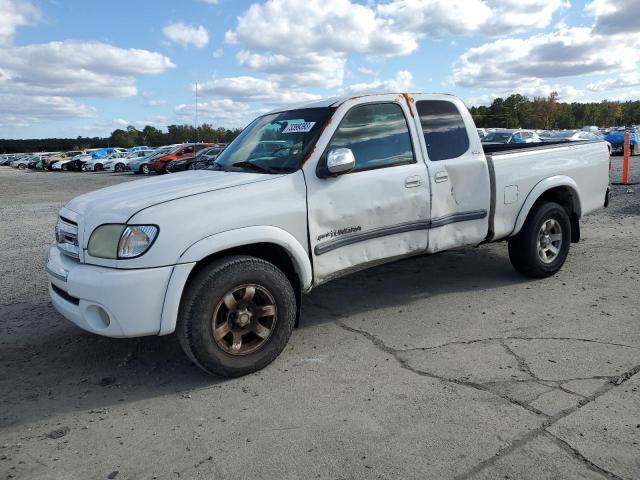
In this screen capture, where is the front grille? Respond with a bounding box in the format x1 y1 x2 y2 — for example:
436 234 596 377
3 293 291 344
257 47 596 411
56 216 80 259
51 283 80 305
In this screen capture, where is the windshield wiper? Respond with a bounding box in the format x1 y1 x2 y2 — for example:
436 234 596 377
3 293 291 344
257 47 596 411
229 161 279 174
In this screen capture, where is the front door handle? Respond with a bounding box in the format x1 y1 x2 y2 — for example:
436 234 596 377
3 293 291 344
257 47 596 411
434 171 449 183
405 175 422 188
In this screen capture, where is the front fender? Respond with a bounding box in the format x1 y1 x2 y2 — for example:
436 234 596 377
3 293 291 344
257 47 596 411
512 176 582 236
178 225 313 290
158 226 312 336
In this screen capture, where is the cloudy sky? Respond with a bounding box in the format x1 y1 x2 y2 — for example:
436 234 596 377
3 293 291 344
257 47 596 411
0 0 638 138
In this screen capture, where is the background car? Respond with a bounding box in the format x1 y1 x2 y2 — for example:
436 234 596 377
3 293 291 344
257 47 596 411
605 128 638 155
46 150 83 170
51 154 87 171
83 151 127 171
11 155 37 169
481 129 542 145
149 143 213 174
166 146 225 173
128 146 174 174
103 149 155 172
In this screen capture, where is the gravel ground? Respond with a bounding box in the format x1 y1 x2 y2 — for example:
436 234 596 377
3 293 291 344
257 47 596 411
1 164 639 480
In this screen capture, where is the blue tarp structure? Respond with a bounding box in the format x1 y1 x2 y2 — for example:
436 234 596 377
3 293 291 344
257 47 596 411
604 130 637 146
91 148 116 159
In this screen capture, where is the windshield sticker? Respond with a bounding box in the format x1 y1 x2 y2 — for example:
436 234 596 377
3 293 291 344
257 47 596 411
282 122 316 134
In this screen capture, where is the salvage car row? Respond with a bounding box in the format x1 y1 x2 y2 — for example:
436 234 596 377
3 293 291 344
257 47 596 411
0 143 227 174
477 127 639 155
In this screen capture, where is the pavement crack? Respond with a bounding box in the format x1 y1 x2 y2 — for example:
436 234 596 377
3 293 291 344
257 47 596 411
334 320 546 419
399 336 640 353
543 431 625 480
455 363 640 479
499 339 539 380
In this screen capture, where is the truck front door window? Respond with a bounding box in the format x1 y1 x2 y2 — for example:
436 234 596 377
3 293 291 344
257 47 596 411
416 100 470 161
326 103 415 173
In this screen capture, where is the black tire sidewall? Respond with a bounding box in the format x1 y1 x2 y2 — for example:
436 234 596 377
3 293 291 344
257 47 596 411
510 202 571 277
179 256 296 377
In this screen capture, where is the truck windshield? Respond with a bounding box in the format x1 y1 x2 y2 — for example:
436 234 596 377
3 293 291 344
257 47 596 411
210 107 335 173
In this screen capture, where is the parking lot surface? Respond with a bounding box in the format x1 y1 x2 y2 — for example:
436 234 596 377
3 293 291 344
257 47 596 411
1 162 639 480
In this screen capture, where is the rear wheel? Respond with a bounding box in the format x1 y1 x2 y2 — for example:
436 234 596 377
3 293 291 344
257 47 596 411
140 164 149 174
508 201 571 278
18 164 26 170
114 163 124 172
94 163 103 171
177 256 296 377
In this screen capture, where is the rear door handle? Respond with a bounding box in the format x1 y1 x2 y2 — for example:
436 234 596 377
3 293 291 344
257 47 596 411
434 171 449 183
405 175 422 188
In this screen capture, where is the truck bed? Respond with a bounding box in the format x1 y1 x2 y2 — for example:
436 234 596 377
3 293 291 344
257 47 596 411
484 140 609 241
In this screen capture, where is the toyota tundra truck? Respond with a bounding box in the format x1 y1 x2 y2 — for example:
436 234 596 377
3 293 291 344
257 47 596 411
46 93 610 377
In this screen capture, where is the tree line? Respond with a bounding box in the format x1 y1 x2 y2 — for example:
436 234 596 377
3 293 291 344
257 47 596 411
470 93 640 130
2 94 640 153
0 123 242 154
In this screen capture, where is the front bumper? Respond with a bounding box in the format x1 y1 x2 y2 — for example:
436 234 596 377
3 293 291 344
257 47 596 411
46 245 174 338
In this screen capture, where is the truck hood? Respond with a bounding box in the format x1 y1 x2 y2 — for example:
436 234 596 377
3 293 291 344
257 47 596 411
65 170 279 225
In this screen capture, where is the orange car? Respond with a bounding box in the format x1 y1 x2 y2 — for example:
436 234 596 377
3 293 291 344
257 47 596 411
149 143 213 174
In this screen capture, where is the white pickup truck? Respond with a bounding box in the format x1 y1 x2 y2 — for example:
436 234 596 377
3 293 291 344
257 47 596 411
46 93 610 377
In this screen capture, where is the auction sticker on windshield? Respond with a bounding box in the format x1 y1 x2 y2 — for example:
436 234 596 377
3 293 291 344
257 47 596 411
282 122 316 134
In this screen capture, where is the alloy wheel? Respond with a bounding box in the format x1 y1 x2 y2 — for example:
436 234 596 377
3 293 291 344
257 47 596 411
537 218 562 264
211 284 277 355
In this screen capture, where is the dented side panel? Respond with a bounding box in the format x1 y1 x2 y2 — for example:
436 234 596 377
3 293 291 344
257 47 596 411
302 94 431 284
410 94 491 253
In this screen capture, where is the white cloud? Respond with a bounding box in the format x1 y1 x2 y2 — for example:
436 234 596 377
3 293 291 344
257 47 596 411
197 76 321 105
225 0 417 58
0 0 40 46
201 0 219 4
176 98 256 128
585 0 640 35
223 0 568 96
237 51 345 88
451 27 639 90
212 47 224 58
0 41 175 97
341 70 415 95
0 95 95 129
376 0 568 37
587 73 640 92
163 22 209 48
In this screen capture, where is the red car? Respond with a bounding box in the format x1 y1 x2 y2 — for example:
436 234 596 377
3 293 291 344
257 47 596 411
149 143 213 174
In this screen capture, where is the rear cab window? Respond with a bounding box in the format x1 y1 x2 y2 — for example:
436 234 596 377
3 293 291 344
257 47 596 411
416 100 470 161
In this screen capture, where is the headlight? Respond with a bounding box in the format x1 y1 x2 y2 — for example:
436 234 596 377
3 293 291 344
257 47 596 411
88 224 158 259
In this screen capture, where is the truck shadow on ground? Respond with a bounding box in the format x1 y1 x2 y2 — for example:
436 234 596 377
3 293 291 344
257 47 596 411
1 244 530 428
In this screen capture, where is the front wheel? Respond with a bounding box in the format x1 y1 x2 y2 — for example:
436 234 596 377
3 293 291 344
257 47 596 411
114 163 124 172
140 164 149 174
177 256 296 377
508 201 571 278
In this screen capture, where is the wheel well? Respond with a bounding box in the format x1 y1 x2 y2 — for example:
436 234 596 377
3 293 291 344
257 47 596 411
186 242 302 323
534 186 580 243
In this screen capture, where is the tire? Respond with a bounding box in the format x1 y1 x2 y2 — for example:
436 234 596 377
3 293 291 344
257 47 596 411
94 163 103 171
177 255 296 377
18 164 26 170
115 163 124 172
508 201 571 278
62 164 69 171
140 164 149 174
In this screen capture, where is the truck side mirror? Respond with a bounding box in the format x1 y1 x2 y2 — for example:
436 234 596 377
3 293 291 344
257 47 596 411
326 148 356 176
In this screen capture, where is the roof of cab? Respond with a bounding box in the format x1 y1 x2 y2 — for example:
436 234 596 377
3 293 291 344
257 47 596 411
264 92 458 115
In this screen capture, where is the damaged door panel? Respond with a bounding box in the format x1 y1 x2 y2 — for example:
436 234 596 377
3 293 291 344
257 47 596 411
305 96 430 284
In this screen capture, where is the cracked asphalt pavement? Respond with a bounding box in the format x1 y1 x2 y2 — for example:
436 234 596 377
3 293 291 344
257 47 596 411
1 160 639 480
